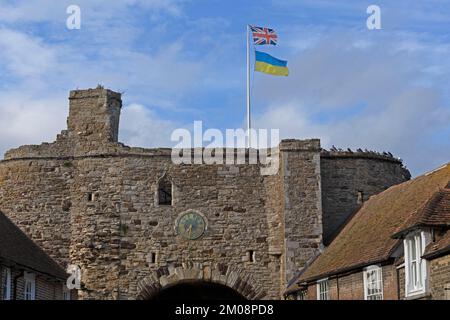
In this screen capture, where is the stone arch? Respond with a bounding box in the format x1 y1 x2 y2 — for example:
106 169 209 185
136 262 266 300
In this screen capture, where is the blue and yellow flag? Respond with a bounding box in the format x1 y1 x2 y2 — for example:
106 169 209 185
254 51 289 76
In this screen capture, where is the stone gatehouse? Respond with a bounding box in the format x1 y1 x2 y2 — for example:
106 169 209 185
0 87 411 299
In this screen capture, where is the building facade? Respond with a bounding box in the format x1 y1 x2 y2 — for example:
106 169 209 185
286 166 450 300
0 87 410 300
0 211 70 300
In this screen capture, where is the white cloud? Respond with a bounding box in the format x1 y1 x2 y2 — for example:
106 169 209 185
0 0 211 159
0 92 67 155
0 29 58 78
0 1 448 178
0 97 184 158
119 103 180 147
0 0 184 23
253 31 450 176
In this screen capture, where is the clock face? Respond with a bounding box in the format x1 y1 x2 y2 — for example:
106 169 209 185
177 211 206 240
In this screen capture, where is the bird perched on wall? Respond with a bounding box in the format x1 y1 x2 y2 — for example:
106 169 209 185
331 145 337 151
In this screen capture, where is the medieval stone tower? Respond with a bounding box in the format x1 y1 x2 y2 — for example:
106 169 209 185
0 87 410 299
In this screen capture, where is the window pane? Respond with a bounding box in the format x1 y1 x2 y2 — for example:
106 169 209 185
1 268 11 300
318 280 329 300
365 267 383 300
410 238 416 260
416 235 422 255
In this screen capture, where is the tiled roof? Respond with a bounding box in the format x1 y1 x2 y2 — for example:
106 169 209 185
0 211 67 280
423 229 450 259
297 163 450 283
393 187 450 237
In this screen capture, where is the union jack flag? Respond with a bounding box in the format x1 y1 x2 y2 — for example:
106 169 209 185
250 26 278 45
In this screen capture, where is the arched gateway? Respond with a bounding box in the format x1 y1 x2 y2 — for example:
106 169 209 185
0 87 411 300
137 263 266 300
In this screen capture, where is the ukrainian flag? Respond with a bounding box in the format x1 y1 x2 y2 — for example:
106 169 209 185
255 51 289 76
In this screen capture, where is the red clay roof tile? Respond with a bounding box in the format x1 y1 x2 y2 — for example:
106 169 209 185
297 163 450 283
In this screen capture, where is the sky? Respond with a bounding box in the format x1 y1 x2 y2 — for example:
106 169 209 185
0 0 449 176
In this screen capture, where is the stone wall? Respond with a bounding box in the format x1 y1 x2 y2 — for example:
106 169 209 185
320 152 410 245
0 87 410 300
69 155 285 299
280 140 323 284
0 159 73 268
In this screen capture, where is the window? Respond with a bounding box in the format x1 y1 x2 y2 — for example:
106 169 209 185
150 252 157 264
357 191 364 204
1 267 11 300
24 273 36 300
363 265 383 300
157 176 172 206
317 279 329 300
63 285 71 300
87 192 95 202
297 290 307 300
404 231 430 297
247 250 256 263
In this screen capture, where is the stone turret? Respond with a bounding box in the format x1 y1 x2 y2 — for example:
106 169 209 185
67 86 122 145
279 139 323 285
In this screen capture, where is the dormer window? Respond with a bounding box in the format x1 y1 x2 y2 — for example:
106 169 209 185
404 230 431 297
157 175 172 206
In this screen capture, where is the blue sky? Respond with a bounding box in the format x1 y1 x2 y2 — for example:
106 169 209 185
0 0 449 176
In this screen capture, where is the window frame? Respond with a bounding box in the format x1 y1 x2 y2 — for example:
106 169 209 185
363 265 383 300
63 284 71 300
404 230 430 297
296 289 307 300
23 272 36 300
2 267 12 300
156 175 173 206
316 278 330 300
357 190 364 204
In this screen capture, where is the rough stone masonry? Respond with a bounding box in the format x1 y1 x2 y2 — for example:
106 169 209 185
0 87 411 299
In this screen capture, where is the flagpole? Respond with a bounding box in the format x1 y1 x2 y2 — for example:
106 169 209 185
246 24 251 148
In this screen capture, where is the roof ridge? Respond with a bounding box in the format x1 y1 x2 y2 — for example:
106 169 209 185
424 162 450 176
393 187 450 237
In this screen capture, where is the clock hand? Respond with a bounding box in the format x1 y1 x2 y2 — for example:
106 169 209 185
188 224 192 238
